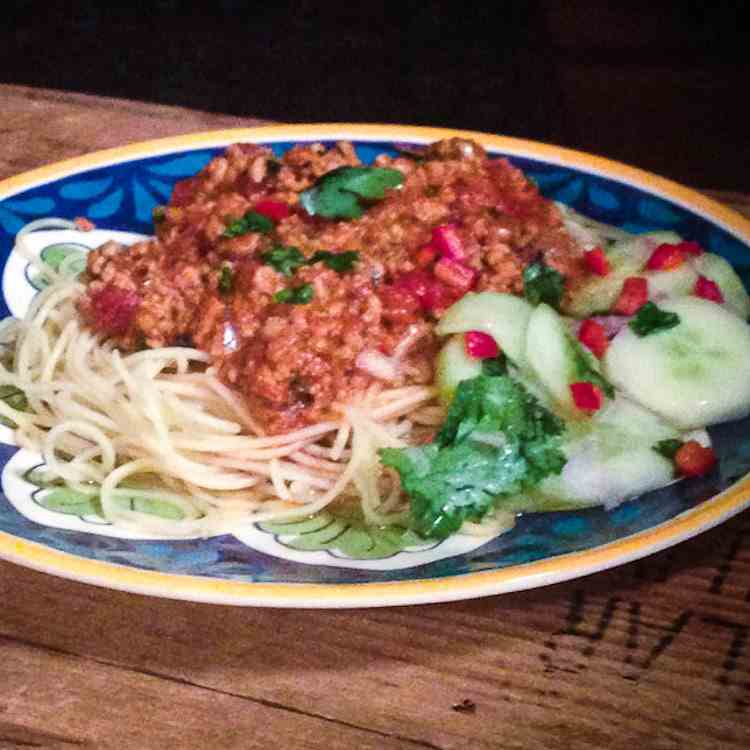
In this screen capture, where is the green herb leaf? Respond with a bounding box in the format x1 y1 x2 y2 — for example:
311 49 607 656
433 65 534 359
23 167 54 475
570 335 615 398
654 438 683 460
261 246 307 277
273 283 314 305
299 167 404 220
222 211 274 238
380 374 566 538
629 301 681 337
481 356 507 377
523 261 565 309
309 250 360 273
218 264 234 294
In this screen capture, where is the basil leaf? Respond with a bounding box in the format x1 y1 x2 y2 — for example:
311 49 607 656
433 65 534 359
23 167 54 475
300 167 404 220
629 302 681 337
523 261 565 309
309 250 360 273
654 438 683 460
274 283 314 305
223 211 274 238
261 246 307 277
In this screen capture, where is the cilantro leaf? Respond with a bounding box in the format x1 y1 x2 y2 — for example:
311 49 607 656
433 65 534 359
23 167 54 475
261 246 307 277
380 374 566 538
654 438 683 460
273 283 314 305
570 335 615 398
629 301 681 337
523 261 565 309
218 264 234 294
223 211 274 238
299 167 404 220
309 250 360 272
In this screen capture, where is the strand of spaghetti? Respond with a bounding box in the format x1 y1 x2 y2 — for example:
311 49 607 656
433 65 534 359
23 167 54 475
329 421 351 461
269 459 291 500
40 318 78 382
289 449 345 474
200 455 334 490
160 392 242 435
43 420 116 484
205 376 264 434
370 388 437 421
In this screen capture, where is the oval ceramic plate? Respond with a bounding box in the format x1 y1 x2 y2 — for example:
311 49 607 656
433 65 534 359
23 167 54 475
1 124 750 608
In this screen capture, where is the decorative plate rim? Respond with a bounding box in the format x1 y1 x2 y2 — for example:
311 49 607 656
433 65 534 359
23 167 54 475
1 122 750 608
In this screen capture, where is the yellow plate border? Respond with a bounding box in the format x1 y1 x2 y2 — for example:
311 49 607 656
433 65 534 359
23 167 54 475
1 123 750 608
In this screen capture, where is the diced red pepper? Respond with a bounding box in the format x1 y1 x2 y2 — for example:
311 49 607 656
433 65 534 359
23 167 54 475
676 240 703 256
464 331 499 359
393 271 457 313
433 257 477 292
612 276 648 315
570 381 604 412
584 246 610 277
171 177 200 207
694 275 724 303
577 319 609 358
88 284 140 335
675 441 717 477
415 244 438 268
646 243 686 271
431 223 466 260
253 199 290 221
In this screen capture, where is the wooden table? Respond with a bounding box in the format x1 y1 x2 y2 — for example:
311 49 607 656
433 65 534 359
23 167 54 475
1 84 749 750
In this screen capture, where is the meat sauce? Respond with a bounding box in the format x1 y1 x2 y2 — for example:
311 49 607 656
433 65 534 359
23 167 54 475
78 138 585 434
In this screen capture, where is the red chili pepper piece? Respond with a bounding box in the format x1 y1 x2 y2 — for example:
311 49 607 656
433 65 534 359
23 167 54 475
89 285 140 335
171 177 200 207
675 440 717 477
676 240 703 256
612 276 648 315
570 381 603 412
431 223 466 260
393 271 457 313
694 275 724 303
464 331 500 359
577 319 609 358
415 244 438 268
584 246 610 276
433 257 477 292
646 243 685 271
254 200 290 221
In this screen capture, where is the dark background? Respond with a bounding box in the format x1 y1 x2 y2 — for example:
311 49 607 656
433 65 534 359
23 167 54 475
2 1 747 189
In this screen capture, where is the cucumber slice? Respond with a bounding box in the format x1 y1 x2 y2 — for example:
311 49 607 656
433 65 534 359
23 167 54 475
691 252 750 319
524 303 604 416
645 263 698 300
603 296 750 429
436 292 533 366
435 335 483 405
564 231 682 318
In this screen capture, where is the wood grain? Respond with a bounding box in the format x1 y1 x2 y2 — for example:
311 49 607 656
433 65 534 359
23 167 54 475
0 84 749 750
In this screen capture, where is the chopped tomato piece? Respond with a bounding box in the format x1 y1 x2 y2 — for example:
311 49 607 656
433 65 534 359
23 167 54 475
433 257 477 292
393 271 457 313
431 223 465 260
612 276 648 315
584 246 610 276
646 243 685 270
676 240 703 256
570 381 603 412
415 244 438 268
694 275 724 303
254 199 290 221
170 177 200 207
88 285 140 335
464 331 499 359
674 441 717 477
577 319 609 358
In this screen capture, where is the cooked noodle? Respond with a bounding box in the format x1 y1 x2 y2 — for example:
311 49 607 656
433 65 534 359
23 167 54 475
0 230 442 537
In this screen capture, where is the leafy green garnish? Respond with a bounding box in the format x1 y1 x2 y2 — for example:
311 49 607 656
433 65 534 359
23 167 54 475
261 246 307 277
299 167 404 220
481 356 507 376
523 261 565 309
654 438 683 460
570 336 615 398
261 246 361 277
380 374 566 538
218 264 234 294
629 301 681 337
309 250 360 273
223 211 274 238
273 283 314 305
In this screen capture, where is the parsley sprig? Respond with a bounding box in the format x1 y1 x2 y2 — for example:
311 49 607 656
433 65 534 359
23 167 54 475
299 167 404 220
261 246 360 277
273 283 314 305
523 261 565 309
629 302 681 337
